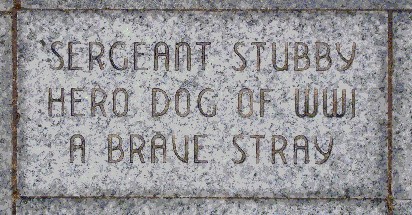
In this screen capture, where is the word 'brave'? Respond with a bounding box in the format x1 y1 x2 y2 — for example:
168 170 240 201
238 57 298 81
49 41 356 71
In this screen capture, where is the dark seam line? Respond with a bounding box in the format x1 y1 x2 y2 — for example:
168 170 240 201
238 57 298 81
15 8 395 12
20 196 386 201
11 0 20 214
387 10 394 215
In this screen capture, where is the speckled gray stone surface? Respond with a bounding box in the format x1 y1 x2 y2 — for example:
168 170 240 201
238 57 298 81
394 200 412 215
21 0 412 10
394 12 412 200
0 0 12 11
0 15 12 215
17 11 388 198
17 199 387 214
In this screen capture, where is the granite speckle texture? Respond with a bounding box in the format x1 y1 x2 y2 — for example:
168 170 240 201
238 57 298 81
18 199 387 214
394 200 412 215
0 15 12 215
17 11 388 198
0 0 12 11
21 0 412 10
393 12 412 200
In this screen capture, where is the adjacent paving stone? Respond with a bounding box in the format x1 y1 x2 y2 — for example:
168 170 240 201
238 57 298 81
17 198 387 214
394 12 412 199
17 11 388 198
0 0 12 11
21 0 412 10
394 200 412 215
0 14 12 215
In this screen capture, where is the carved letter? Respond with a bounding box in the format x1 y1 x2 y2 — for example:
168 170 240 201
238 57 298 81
91 88 107 117
196 42 211 70
130 134 145 163
323 89 346 118
314 136 333 164
175 42 191 71
134 42 148 70
71 88 84 117
194 134 208 163
70 134 85 163
294 42 310 71
108 134 124 163
232 42 246 71
272 135 287 164
172 135 189 163
48 88 64 116
272 42 288 71
109 41 128 70
89 42 105 70
113 88 129 117
175 88 190 117
152 88 170 117
316 42 332 71
336 42 356 71
294 135 309 164
251 135 265 164
232 135 246 164
260 89 273 117
251 42 265 71
154 42 170 71
68 41 82 70
151 133 167 163
51 41 64 70
238 88 253 118
197 88 216 117
295 88 318 118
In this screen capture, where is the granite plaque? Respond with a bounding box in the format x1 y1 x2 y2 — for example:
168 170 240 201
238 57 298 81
394 12 412 209
18 198 387 214
21 0 412 10
0 14 12 215
18 11 388 198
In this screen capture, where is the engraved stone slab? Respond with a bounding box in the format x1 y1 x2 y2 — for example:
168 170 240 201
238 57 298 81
393 12 412 199
18 11 388 198
21 0 412 10
17 199 387 214
0 15 12 215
